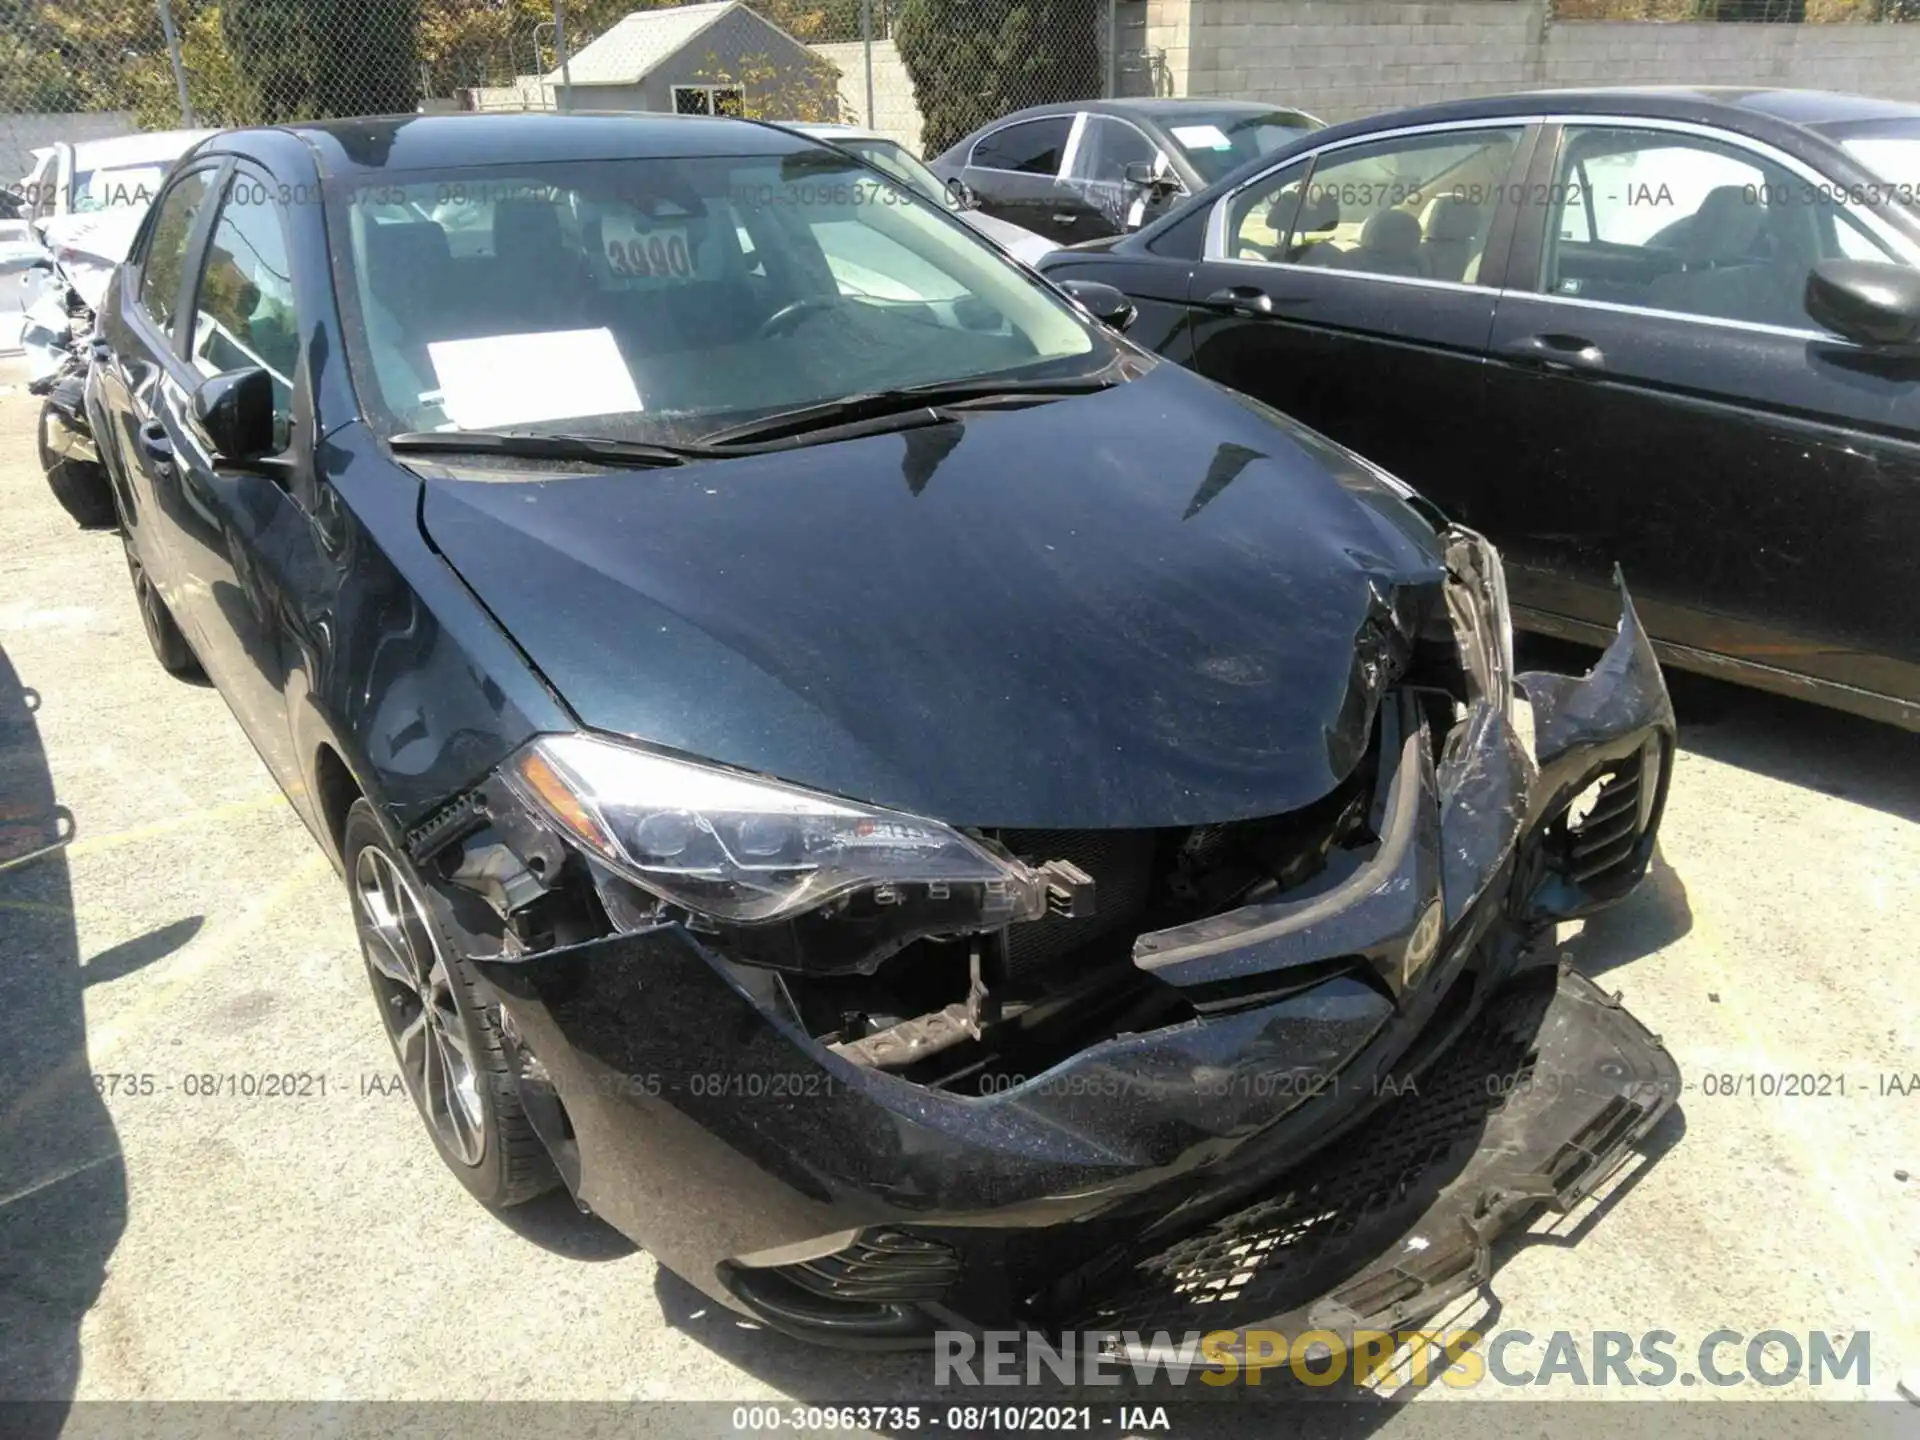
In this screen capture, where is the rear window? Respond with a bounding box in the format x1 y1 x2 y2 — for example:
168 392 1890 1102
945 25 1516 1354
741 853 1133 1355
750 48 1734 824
1166 109 1322 183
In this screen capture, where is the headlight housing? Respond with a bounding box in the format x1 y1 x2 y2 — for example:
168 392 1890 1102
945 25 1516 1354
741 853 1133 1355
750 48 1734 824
1442 526 1514 711
501 732 1043 928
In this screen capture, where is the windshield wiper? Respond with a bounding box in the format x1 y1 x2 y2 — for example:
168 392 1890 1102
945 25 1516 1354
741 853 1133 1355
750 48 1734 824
697 374 1121 448
390 430 725 468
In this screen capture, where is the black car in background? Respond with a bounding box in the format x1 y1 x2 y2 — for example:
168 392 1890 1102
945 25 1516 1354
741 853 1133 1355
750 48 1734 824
1039 88 1920 730
86 112 1678 1349
929 98 1322 247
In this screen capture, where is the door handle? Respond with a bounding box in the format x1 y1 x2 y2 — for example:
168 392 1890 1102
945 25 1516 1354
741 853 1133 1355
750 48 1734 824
1507 332 1605 372
1050 212 1080 226
1202 285 1275 316
138 420 174 464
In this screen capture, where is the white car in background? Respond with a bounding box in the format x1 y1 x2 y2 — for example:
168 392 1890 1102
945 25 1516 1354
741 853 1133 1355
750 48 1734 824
787 122 1056 267
16 129 212 525
16 127 216 238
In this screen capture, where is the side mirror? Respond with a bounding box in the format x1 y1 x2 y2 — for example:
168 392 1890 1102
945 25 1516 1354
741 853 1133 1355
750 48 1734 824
1123 160 1178 194
1059 278 1137 333
192 366 277 462
1805 259 1920 349
945 175 978 210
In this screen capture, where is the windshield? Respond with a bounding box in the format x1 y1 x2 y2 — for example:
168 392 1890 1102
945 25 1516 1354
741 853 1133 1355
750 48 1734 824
72 164 166 213
835 137 956 210
330 150 1103 442
1167 110 1321 183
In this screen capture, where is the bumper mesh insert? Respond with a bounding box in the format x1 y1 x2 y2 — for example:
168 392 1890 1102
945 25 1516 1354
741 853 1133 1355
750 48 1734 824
1071 974 1559 1335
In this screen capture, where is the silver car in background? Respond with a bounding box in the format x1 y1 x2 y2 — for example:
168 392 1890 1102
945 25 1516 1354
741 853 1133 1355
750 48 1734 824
788 122 1057 267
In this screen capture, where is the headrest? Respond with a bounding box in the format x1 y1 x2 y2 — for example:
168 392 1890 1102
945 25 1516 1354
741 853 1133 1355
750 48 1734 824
1680 185 1765 267
1424 195 1483 243
1287 185 1338 237
1360 207 1421 255
493 200 565 266
363 220 451 287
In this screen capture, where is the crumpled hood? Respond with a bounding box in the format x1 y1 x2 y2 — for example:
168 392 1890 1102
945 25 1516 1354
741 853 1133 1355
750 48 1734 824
419 363 1447 828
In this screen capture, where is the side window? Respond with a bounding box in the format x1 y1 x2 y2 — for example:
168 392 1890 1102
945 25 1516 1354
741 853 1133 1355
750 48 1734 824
1540 125 1911 330
190 178 300 431
1223 158 1312 261
970 117 1073 176
1074 117 1161 185
1227 128 1522 281
136 168 214 336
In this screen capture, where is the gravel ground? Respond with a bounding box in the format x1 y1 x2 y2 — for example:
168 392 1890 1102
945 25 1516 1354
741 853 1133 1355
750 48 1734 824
1 367 1916 1429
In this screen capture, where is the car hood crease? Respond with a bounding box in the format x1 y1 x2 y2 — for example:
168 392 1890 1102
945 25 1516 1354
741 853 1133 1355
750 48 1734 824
418 367 1448 828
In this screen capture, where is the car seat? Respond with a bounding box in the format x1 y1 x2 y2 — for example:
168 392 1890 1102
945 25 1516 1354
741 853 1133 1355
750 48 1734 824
1347 208 1425 278
1421 195 1485 283
1285 187 1342 266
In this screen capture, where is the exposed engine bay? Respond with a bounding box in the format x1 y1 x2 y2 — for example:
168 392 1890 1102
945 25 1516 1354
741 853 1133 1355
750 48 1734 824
409 528 1663 1107
384 515 1679 1346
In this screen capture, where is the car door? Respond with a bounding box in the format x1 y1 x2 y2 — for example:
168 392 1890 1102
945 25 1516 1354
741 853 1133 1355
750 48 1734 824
958 115 1086 245
1184 120 1535 515
94 158 224 623
1063 114 1184 239
149 165 321 789
1480 118 1920 712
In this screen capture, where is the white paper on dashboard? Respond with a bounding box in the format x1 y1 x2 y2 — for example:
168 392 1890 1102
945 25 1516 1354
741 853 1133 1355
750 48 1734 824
426 328 642 428
1170 123 1232 151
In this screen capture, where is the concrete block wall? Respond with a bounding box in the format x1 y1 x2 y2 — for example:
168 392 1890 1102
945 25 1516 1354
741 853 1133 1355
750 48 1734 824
1162 0 1920 122
1545 20 1920 100
1182 1 1545 119
814 39 923 152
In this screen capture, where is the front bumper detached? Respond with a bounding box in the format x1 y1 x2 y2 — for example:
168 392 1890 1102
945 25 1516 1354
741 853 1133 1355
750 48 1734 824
473 584 1676 1347
1076 961 1678 1354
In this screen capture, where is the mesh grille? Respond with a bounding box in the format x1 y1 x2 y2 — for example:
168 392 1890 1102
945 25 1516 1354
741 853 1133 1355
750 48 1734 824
772 1228 961 1305
1070 974 1557 1335
995 828 1157 978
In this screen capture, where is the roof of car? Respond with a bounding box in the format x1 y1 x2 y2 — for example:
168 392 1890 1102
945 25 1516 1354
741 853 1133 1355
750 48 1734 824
959 97 1317 133
1376 86 1920 128
215 112 822 178
72 128 218 167
786 122 890 144
1256 86 1920 152
1146 85 1920 227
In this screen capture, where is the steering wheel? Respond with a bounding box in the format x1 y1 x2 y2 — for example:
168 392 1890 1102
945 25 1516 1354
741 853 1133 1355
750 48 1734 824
756 296 839 340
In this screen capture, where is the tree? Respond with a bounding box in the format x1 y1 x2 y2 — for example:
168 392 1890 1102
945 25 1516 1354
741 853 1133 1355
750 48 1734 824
894 0 1100 155
1699 0 1806 18
222 0 420 120
693 47 838 120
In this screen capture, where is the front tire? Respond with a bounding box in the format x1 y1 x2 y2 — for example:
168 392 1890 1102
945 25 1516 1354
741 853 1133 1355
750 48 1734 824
342 800 556 1208
39 400 115 528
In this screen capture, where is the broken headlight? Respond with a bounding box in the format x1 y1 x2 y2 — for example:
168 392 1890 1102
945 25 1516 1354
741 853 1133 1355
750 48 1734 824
501 733 1044 928
1443 526 1515 710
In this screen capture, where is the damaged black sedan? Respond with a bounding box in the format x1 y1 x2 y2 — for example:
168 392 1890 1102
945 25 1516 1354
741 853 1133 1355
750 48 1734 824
89 113 1680 1350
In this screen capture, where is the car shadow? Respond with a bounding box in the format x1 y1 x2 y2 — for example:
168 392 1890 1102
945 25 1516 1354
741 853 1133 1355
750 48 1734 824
490 1187 639 1262
1663 669 1920 826
1518 632 1920 825
0 642 127 1438
1556 846 1693 979
80 915 203 988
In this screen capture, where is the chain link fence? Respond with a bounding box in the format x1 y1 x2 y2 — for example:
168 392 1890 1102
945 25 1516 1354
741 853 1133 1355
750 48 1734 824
1552 0 1918 17
0 0 1122 190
